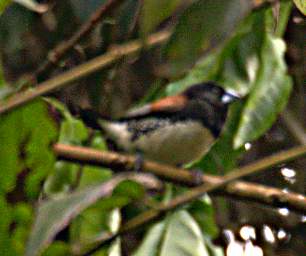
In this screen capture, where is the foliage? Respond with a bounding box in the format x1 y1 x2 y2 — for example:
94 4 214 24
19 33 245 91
0 0 299 256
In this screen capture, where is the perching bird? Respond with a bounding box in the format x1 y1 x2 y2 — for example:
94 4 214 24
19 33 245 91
80 82 239 166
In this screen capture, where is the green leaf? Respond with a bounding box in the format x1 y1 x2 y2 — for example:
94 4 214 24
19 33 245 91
163 0 252 75
59 119 88 145
0 100 57 196
26 174 157 256
234 35 292 148
140 0 182 36
159 210 209 256
293 0 306 15
166 53 220 96
41 241 70 256
188 196 219 238
0 0 11 15
133 222 166 256
0 194 14 255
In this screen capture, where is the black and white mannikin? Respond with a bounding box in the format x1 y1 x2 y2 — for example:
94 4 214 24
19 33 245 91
81 82 239 166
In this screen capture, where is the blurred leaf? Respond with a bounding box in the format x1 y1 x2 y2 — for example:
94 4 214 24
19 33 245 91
269 1 292 37
234 35 292 148
13 0 48 13
163 0 252 75
134 210 210 256
0 100 57 197
113 180 145 200
43 99 89 197
166 53 219 96
0 58 5 87
188 195 219 238
116 0 140 40
41 242 70 256
0 0 11 15
293 0 306 15
133 222 166 256
59 119 88 144
26 174 155 256
140 0 182 36
0 194 14 255
0 58 13 100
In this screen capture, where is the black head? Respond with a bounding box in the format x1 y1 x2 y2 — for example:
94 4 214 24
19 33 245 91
180 82 239 137
182 82 239 107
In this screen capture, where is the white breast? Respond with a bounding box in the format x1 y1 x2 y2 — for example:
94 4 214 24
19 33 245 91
133 121 214 165
100 120 215 166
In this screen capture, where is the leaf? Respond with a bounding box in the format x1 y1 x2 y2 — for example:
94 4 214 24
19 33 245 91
293 0 306 15
0 100 57 196
13 0 48 13
163 0 252 75
160 210 210 256
134 210 210 256
234 35 292 148
133 222 166 256
188 195 219 238
26 174 159 256
0 0 11 14
140 0 182 36
43 99 90 197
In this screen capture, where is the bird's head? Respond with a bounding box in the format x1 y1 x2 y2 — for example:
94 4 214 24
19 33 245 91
182 82 240 108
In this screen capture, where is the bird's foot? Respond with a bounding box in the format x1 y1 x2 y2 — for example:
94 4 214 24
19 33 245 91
134 152 144 172
190 169 204 186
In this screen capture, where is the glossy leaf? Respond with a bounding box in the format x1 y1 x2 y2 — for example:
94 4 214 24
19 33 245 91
163 0 252 75
234 35 292 148
26 174 156 256
140 0 182 36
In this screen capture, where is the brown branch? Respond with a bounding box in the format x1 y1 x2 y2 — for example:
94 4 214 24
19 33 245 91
33 0 125 80
70 143 306 255
0 30 170 116
53 143 306 214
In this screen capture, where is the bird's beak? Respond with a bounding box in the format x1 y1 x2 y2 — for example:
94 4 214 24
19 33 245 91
221 90 240 104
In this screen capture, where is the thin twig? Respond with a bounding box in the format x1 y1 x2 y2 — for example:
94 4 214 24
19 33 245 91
74 144 306 255
33 0 125 80
52 143 306 213
0 30 170 116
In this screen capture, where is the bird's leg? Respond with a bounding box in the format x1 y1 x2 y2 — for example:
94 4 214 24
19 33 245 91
177 164 204 186
134 152 144 172
190 169 204 186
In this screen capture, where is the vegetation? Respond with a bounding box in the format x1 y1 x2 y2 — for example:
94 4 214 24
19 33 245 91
0 1 305 255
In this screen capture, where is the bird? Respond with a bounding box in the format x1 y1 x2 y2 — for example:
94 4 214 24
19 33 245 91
80 82 239 166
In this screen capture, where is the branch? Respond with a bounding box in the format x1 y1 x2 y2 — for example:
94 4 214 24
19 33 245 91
0 30 170 116
33 0 125 80
67 144 306 255
52 143 306 214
